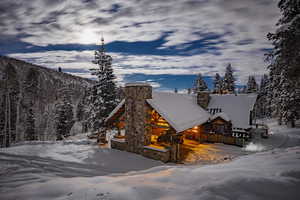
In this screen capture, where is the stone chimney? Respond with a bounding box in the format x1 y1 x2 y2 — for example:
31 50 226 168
197 91 210 109
124 83 152 153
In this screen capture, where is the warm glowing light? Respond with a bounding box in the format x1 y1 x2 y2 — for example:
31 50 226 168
78 29 99 44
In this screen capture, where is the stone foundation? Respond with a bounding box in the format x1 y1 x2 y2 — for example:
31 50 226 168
143 146 170 162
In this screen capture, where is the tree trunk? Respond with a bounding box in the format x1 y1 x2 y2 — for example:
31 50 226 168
291 119 295 128
4 94 7 147
8 91 11 147
278 113 282 125
16 91 22 142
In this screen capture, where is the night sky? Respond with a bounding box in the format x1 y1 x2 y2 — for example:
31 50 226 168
0 0 280 91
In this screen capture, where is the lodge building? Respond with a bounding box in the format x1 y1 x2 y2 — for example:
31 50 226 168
105 83 257 163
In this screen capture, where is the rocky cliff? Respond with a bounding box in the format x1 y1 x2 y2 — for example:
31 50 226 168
0 56 93 147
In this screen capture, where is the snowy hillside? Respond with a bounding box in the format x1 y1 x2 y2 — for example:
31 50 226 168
0 56 94 146
0 120 299 200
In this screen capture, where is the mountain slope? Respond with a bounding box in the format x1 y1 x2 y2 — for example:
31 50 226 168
0 56 94 147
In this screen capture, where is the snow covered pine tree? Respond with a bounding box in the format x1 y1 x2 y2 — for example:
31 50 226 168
223 63 235 93
193 73 208 93
257 74 270 117
25 102 36 141
267 0 300 127
246 76 258 93
88 36 119 132
213 73 222 94
55 88 74 140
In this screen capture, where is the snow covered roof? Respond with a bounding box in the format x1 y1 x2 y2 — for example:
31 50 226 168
147 92 211 133
208 94 257 129
106 92 257 131
210 112 231 122
105 99 125 122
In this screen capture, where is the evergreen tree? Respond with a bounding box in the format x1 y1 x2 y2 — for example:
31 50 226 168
220 79 226 94
266 0 300 126
264 75 272 117
256 74 270 117
246 76 258 93
0 64 19 147
88 37 119 131
259 74 269 95
213 73 222 94
193 73 208 93
24 68 39 141
25 102 36 140
223 63 235 93
55 88 74 140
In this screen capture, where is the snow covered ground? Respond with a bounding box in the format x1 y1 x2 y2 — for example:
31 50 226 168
0 120 299 200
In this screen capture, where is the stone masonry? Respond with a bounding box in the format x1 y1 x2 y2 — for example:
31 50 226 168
124 83 152 153
197 91 210 109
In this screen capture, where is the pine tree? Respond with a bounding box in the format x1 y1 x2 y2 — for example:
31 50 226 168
88 37 119 131
193 73 208 93
264 75 273 117
55 88 74 140
266 0 300 126
25 102 36 140
213 73 222 94
223 63 235 93
1 64 19 147
259 74 269 95
24 68 39 141
246 76 258 93
256 74 270 117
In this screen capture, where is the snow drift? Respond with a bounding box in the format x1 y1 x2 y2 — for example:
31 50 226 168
244 142 266 152
1 119 299 200
1 146 299 200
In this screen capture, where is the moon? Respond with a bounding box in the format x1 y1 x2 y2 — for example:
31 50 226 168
78 29 99 44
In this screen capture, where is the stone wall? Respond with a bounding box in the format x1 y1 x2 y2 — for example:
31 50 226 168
143 146 170 162
124 83 152 153
111 138 127 151
197 91 210 108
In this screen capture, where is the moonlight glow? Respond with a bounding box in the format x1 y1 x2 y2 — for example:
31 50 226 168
78 29 99 44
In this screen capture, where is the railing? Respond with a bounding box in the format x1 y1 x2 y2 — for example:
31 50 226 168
200 133 245 147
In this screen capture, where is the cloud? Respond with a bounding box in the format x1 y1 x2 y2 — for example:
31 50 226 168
1 0 280 88
0 0 279 46
9 45 269 85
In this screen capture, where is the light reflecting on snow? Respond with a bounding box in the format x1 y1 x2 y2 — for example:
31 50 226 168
1 119 300 200
244 142 265 152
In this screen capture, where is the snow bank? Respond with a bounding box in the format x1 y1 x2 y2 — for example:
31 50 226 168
69 121 83 135
0 141 97 163
244 142 266 152
0 136 162 173
1 146 299 200
1 119 299 200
